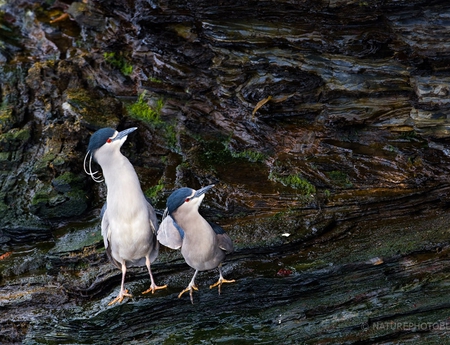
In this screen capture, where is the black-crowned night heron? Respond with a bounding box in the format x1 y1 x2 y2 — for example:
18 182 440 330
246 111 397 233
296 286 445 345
84 127 167 305
157 185 235 303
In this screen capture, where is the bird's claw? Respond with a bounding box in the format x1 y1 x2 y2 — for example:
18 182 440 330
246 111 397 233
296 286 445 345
142 284 168 295
108 289 132 306
210 278 236 294
178 284 198 304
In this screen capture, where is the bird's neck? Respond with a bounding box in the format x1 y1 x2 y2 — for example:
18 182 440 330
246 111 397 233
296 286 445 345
100 153 142 195
173 210 212 237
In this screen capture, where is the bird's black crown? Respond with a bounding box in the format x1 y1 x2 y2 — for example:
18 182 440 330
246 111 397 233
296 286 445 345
167 187 193 214
88 127 115 153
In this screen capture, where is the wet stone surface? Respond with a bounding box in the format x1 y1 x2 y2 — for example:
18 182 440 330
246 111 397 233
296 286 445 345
3 212 450 344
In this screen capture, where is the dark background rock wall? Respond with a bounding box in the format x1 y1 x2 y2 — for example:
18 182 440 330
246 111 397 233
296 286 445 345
1 0 450 245
2 1 450 343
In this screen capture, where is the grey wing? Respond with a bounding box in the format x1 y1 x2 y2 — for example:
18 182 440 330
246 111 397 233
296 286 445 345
100 202 109 250
146 200 160 263
209 221 234 253
146 200 159 234
157 209 183 250
100 202 121 269
217 233 234 253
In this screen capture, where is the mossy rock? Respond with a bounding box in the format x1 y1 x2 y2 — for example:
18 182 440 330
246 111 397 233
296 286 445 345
33 152 57 178
65 88 121 128
0 152 12 170
31 177 88 219
32 190 88 218
53 189 88 218
0 106 14 132
52 172 84 193
0 127 31 151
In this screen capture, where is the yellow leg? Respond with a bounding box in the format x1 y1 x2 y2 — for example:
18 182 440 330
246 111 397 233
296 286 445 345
108 263 132 305
178 270 199 304
142 256 168 294
209 266 235 294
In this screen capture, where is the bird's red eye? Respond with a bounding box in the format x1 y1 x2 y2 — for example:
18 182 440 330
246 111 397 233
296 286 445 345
185 198 190 202
106 138 112 143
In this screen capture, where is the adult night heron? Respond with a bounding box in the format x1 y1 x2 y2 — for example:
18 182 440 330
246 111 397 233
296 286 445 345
157 184 235 304
84 127 167 305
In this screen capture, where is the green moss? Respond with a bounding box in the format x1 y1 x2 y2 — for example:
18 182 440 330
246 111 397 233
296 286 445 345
149 77 163 83
13 128 30 142
33 152 57 176
127 91 164 125
327 170 353 188
32 190 53 206
103 52 133 76
65 89 92 110
230 149 266 163
197 138 234 169
0 103 13 131
163 122 178 152
54 172 77 184
269 172 316 195
145 178 165 203
0 151 9 161
53 155 66 166
66 88 121 127
196 135 267 170
53 172 84 192
399 130 417 141
0 128 31 149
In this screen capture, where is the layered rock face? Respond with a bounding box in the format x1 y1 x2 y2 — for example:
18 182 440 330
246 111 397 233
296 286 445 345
1 1 450 244
1 0 450 343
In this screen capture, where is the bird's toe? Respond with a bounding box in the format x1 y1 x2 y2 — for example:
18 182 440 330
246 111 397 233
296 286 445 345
142 284 168 295
210 278 236 294
178 284 198 304
108 289 132 306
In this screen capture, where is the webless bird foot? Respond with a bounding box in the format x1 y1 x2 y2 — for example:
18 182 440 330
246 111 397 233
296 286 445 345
178 284 198 304
108 289 132 306
142 284 168 295
210 278 236 295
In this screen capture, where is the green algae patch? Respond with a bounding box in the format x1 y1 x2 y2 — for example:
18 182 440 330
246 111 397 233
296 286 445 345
103 52 133 76
52 172 84 192
65 88 121 128
126 91 164 125
0 127 31 150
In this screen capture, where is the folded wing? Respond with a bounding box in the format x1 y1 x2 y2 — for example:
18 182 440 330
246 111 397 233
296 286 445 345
157 209 184 250
208 221 234 253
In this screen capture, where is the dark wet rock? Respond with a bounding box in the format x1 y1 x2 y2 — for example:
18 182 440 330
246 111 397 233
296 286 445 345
30 171 88 218
1 0 450 343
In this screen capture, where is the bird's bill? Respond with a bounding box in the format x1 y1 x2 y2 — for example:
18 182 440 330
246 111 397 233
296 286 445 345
194 184 214 198
114 127 137 141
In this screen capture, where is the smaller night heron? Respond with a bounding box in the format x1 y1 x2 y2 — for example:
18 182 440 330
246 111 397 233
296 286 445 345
84 127 167 305
157 185 235 304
